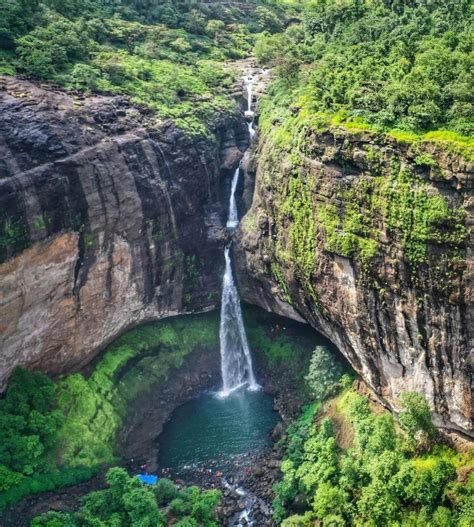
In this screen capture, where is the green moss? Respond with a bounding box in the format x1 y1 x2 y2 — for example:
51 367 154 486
275 168 319 304
262 104 467 272
317 183 380 267
56 313 220 467
83 231 94 249
33 215 47 232
271 261 292 304
381 167 468 266
0 217 29 254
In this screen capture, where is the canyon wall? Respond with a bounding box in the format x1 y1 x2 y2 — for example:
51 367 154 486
1 74 472 437
235 125 473 436
0 76 248 387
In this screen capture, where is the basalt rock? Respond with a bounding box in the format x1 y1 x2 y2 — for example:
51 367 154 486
235 127 473 437
0 76 249 388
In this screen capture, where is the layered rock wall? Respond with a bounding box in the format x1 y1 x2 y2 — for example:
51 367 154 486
0 76 248 387
235 126 473 436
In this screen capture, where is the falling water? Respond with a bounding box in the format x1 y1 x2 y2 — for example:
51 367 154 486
244 73 255 120
247 120 256 140
219 247 259 396
226 165 240 231
218 71 259 397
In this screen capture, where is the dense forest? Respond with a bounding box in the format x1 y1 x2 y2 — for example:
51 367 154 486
0 0 288 136
256 0 473 138
0 1 473 526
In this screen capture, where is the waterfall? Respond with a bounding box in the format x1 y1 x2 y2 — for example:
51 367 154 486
246 81 252 113
226 165 240 231
219 247 258 396
247 120 256 140
244 73 254 119
218 71 259 397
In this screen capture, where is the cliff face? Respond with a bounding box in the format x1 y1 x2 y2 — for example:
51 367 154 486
1 75 472 438
0 76 248 387
236 126 473 436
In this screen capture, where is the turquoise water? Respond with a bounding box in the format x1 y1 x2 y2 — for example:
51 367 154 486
157 388 278 472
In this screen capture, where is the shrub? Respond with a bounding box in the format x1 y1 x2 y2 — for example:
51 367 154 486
154 477 179 506
304 346 344 402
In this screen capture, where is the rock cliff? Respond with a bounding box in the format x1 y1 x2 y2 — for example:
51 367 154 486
235 126 473 436
1 74 472 438
0 76 248 387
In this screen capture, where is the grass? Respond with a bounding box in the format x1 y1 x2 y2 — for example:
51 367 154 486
0 466 98 514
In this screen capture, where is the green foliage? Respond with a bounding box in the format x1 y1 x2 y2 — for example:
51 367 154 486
0 465 24 492
399 391 437 443
154 477 179 506
0 466 98 513
16 17 88 78
0 218 29 254
0 0 40 49
312 482 348 519
0 0 289 137
0 368 63 477
275 387 471 526
257 0 474 137
305 346 344 402
31 468 221 526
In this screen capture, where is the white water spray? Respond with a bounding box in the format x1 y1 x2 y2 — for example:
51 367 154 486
244 73 255 120
218 71 260 397
226 165 240 231
219 247 259 397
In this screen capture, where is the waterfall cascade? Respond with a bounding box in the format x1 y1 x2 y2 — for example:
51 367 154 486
219 247 258 396
226 165 240 231
218 71 259 397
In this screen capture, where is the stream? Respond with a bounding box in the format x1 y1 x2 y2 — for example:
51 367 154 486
157 69 277 526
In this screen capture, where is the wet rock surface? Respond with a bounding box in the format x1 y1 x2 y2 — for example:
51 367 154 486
235 127 473 437
0 76 249 388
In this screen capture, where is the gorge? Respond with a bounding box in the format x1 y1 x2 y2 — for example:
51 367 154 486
0 1 472 526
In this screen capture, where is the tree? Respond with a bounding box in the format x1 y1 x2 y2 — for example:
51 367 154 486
399 392 436 443
312 482 348 520
0 0 39 48
16 18 88 78
304 346 344 402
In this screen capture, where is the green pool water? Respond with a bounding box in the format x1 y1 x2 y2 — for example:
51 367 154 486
157 387 278 472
